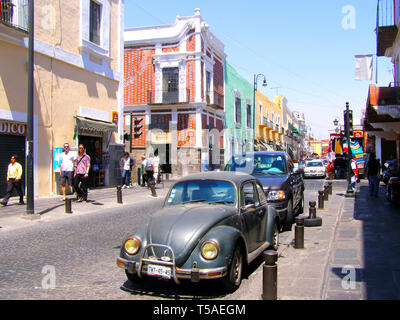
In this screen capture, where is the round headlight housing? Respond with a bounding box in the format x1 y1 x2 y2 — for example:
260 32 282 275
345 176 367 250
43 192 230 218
201 240 219 260
124 237 141 255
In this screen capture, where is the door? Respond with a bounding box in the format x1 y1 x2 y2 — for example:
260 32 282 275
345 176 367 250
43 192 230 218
240 181 266 252
0 135 26 197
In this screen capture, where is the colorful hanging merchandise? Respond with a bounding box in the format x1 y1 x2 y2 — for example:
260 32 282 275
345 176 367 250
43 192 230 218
342 138 349 154
350 140 364 165
335 139 342 154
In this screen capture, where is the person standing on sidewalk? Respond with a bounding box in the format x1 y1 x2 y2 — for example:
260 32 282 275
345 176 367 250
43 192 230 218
1 155 24 206
366 152 380 197
121 152 134 188
59 143 75 201
74 144 91 203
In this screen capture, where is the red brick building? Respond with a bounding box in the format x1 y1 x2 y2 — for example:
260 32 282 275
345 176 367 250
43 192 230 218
124 9 226 176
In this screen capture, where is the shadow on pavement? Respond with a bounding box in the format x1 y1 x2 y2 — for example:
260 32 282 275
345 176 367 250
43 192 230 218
334 184 400 299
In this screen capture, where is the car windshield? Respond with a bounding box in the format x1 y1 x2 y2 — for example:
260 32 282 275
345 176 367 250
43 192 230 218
307 161 323 167
225 154 287 174
166 180 236 206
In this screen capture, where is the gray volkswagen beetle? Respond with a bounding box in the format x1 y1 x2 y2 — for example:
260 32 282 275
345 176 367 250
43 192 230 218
116 171 279 292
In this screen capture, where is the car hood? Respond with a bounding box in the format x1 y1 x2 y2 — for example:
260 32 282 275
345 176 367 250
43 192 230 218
304 166 324 171
253 173 289 191
146 204 235 266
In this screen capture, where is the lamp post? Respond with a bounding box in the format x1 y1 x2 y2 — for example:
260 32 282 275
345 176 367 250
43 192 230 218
344 102 355 197
26 0 35 215
253 74 267 151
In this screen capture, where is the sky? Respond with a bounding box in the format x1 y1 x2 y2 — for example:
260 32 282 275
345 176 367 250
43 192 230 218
124 0 394 140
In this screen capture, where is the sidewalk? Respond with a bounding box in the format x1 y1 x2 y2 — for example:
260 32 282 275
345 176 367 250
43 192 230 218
275 180 400 300
0 180 175 232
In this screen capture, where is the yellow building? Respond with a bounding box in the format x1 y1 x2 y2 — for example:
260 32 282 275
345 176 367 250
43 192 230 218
256 90 283 150
0 0 124 197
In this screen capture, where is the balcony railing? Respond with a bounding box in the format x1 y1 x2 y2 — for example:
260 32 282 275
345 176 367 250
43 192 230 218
0 0 28 32
148 89 191 105
205 90 224 109
377 0 398 56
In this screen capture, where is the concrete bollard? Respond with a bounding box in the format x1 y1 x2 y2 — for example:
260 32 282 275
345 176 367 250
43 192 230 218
318 190 324 209
304 201 323 227
117 186 123 204
324 185 329 201
309 201 317 219
65 198 72 214
294 216 305 249
262 250 278 300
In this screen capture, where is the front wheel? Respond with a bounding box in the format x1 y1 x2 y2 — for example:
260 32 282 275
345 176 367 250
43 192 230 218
282 200 293 231
125 270 143 284
269 221 280 251
221 245 243 292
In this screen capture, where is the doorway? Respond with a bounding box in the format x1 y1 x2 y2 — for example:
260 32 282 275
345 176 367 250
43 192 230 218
78 135 103 188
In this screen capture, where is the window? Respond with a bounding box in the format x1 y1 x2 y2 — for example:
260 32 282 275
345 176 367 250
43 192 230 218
206 71 211 96
89 1 101 45
235 98 241 124
162 67 179 103
246 104 252 128
256 183 267 204
241 182 256 207
259 103 263 124
166 180 236 205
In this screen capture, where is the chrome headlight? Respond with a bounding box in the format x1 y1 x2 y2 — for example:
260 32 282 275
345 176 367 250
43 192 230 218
267 190 286 201
124 237 141 255
201 240 219 260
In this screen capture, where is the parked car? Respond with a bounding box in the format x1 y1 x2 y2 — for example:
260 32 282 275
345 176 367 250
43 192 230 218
224 152 304 232
304 160 326 179
117 172 279 292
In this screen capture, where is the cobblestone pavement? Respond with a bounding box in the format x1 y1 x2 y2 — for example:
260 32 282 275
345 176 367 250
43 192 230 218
1 178 399 300
0 180 174 232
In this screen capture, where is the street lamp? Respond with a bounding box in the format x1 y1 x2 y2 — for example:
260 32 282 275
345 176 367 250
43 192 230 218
333 118 339 127
253 74 267 150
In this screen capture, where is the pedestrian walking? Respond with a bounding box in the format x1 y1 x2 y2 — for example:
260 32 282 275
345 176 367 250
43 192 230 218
140 155 147 187
74 144 91 203
366 152 380 197
1 155 24 206
121 152 134 188
144 153 157 197
59 143 75 201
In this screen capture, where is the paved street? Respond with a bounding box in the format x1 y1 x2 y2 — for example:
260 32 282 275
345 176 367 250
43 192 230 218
0 178 399 300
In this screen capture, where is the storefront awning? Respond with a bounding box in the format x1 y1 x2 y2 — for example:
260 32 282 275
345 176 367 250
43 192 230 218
75 116 117 133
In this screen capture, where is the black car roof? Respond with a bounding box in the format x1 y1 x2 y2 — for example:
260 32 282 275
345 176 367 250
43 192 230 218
176 171 255 186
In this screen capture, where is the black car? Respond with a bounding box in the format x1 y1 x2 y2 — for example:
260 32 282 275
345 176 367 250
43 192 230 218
224 151 304 231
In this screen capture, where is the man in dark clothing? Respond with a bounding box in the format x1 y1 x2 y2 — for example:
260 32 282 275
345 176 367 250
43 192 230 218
366 152 380 197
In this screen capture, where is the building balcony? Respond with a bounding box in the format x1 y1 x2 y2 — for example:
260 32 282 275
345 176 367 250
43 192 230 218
377 0 398 56
0 0 28 32
148 89 191 105
205 90 224 110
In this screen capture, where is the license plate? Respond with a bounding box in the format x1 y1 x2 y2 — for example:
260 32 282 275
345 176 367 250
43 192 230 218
147 264 172 279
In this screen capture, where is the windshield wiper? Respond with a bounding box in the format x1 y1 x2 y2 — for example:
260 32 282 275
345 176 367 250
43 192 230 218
208 200 234 205
182 199 207 204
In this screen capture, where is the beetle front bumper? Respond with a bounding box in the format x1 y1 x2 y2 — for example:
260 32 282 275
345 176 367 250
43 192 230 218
117 257 227 284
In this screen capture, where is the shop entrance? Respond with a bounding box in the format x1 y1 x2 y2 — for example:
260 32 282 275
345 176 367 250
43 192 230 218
151 144 171 174
78 135 103 188
0 134 26 197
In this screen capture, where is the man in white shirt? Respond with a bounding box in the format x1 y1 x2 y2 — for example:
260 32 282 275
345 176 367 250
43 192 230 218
121 152 133 188
60 143 75 201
